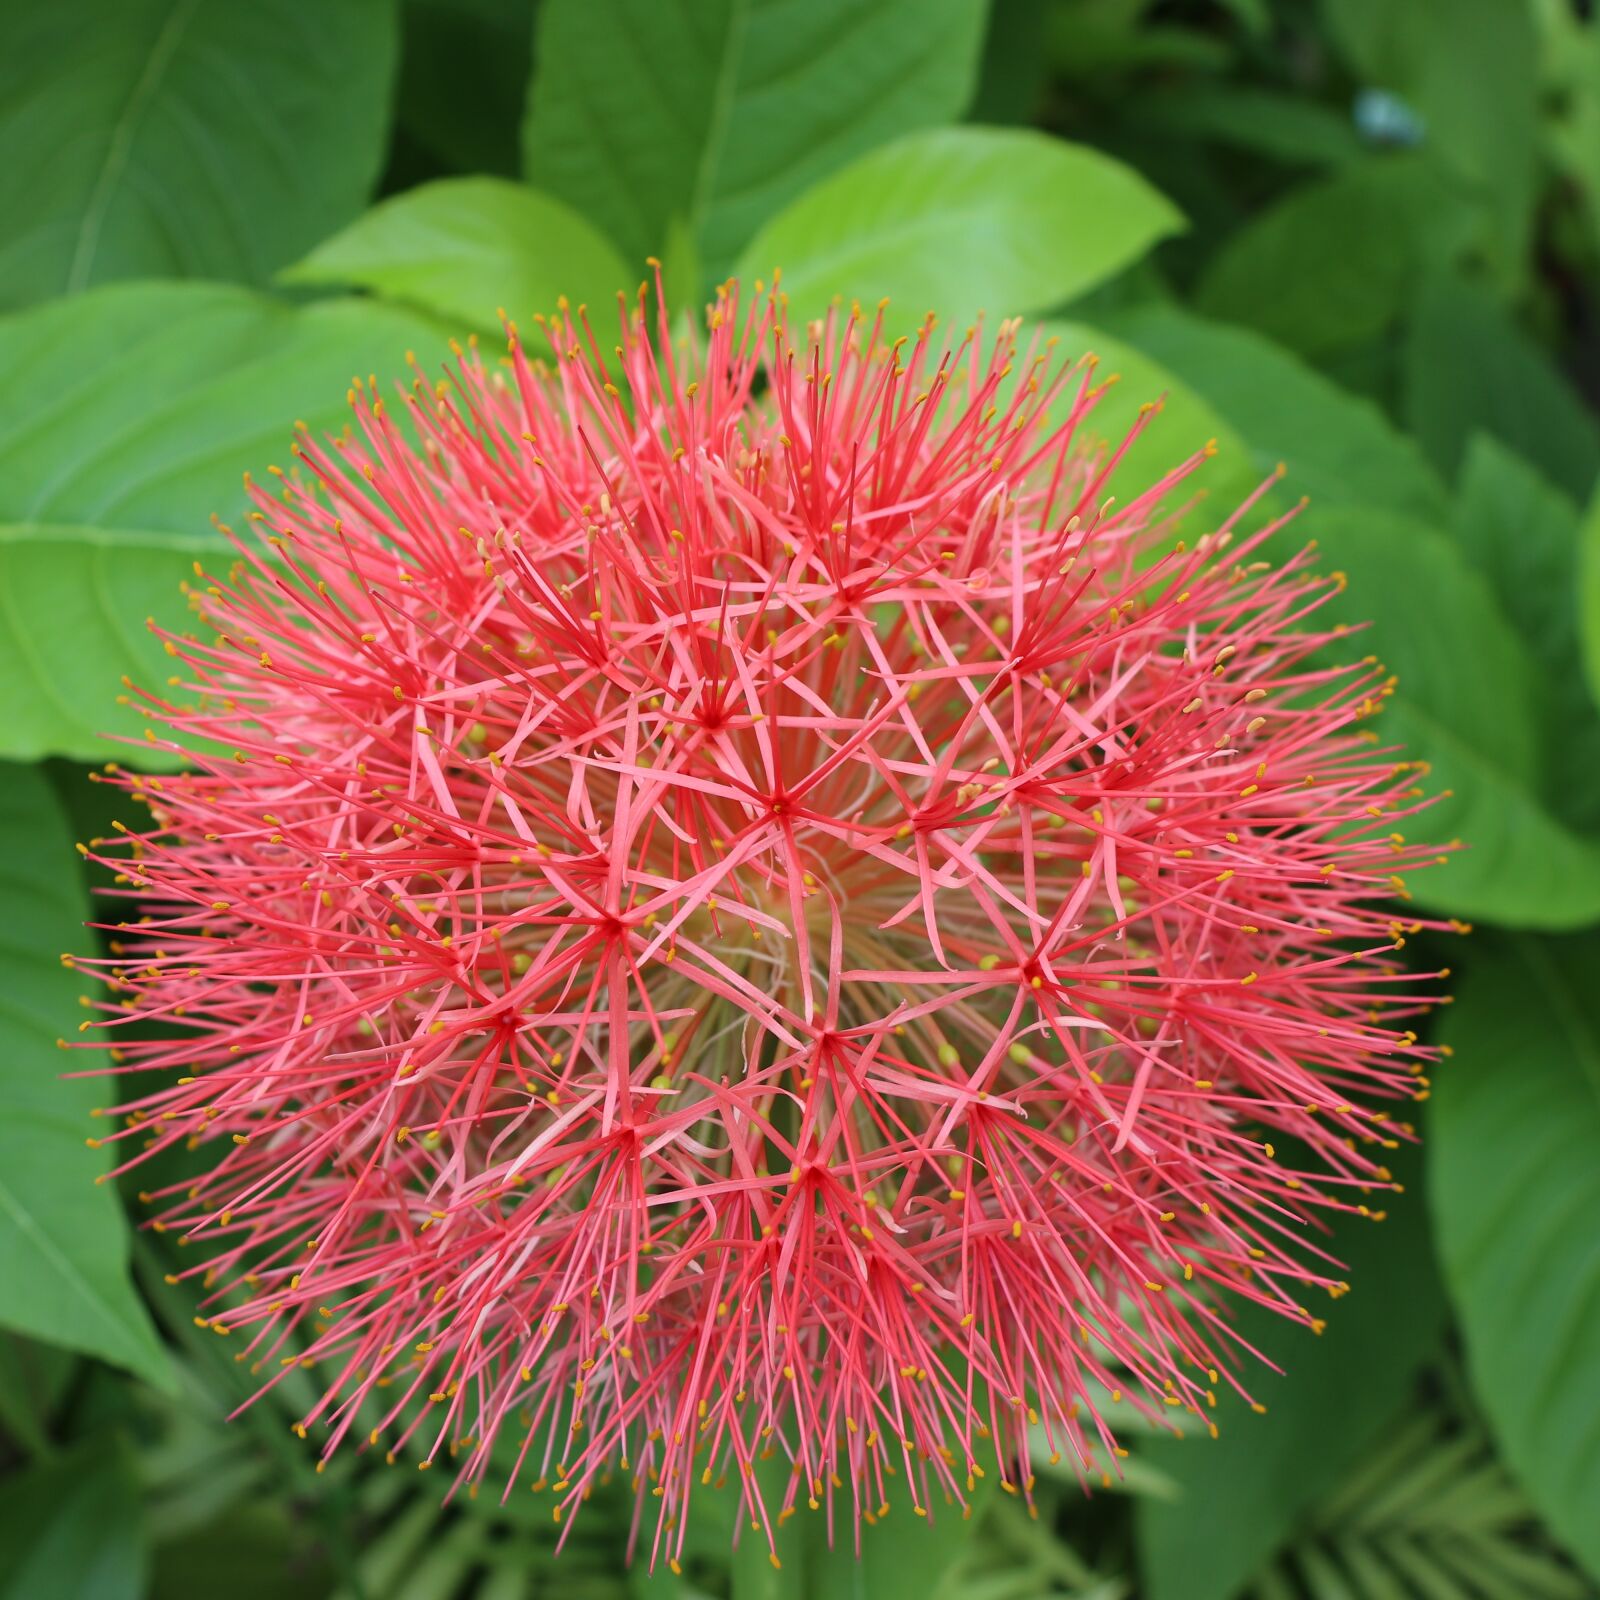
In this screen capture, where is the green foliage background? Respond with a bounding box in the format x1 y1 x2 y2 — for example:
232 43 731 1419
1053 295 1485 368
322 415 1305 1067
2 2 1599 1596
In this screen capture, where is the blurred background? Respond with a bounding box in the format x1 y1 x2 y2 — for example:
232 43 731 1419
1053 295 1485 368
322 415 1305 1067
2 1 1599 1596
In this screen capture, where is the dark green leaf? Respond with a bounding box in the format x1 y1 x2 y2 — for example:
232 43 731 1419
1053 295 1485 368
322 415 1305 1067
395 0 535 177
282 177 631 337
1453 437 1600 831
1196 156 1477 358
0 1437 146 1600
0 0 400 311
1431 934 1600 1583
522 0 988 278
1138 1152 1444 1600
1298 506 1600 929
1138 86 1364 169
738 128 1183 334
0 763 172 1388
1100 305 1449 523
1581 479 1600 716
1038 319 1258 511
1401 273 1600 502
1320 0 1539 286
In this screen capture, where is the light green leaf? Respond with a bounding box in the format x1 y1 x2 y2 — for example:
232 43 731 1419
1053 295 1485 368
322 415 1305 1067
1453 437 1600 832
0 762 173 1389
1138 1150 1445 1600
0 0 399 311
739 127 1183 333
282 177 631 337
0 1437 146 1600
522 0 988 278
1431 934 1600 1583
1402 273 1600 502
1196 155 1477 358
1302 506 1600 929
1100 304 1448 522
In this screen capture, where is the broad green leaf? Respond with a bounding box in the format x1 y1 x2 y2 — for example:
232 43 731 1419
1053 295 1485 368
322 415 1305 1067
282 177 631 336
522 0 988 278
0 525 206 764
1453 437 1600 832
1320 0 1539 286
0 281 445 540
0 283 445 763
1100 304 1448 523
1402 273 1600 502
1039 319 1258 510
739 127 1183 333
0 1437 146 1600
1431 934 1600 1583
1302 506 1600 929
0 0 399 311
1138 1150 1445 1600
0 763 173 1389
1196 155 1477 358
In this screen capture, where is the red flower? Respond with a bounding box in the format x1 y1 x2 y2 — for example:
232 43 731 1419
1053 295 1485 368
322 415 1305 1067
76 279 1448 1568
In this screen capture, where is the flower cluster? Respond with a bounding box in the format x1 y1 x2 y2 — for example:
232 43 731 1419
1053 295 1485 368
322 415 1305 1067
74 279 1446 1568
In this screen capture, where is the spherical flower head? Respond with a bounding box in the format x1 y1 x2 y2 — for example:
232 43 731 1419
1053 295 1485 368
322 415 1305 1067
77 279 1449 1567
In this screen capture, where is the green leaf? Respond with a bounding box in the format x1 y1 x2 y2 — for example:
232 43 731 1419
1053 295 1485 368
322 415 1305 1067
1300 506 1600 929
1137 1151 1445 1600
1195 156 1477 359
522 0 988 278
807 1478 999 1600
1581 478 1600 716
150 1502 335 1600
0 525 206 764
1320 0 1539 286
1541 3 1600 261
1244 1381 1589 1600
282 176 632 337
1100 305 1448 523
0 1436 146 1600
1401 273 1600 502
0 0 400 311
0 283 446 763
738 127 1183 333
395 0 535 178
1431 934 1600 1583
0 762 173 1388
1038 320 1257 510
1453 437 1600 832
1137 85 1365 169
0 281 446 540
